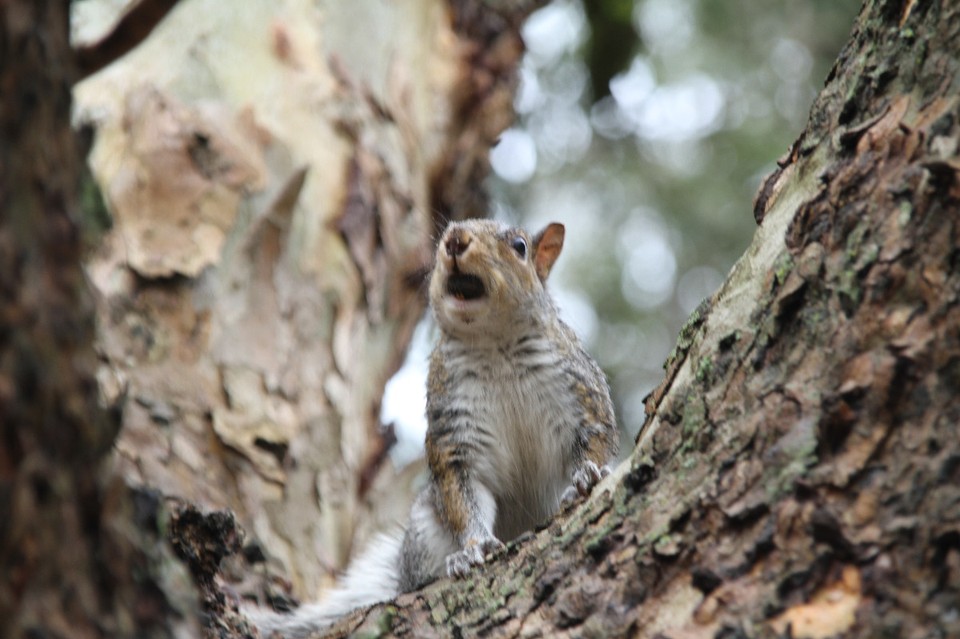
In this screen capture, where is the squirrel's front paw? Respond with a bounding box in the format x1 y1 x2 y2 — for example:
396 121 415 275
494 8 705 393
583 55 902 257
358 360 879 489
561 461 612 504
445 537 505 578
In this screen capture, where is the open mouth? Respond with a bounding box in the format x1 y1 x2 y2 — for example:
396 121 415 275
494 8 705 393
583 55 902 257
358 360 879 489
446 273 486 301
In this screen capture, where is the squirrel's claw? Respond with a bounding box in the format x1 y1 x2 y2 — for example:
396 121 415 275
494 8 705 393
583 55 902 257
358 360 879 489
445 537 505 578
561 461 611 505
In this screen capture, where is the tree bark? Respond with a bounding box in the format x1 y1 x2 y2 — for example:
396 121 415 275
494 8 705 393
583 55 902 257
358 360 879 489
71 0 539 607
3 0 537 636
7 0 958 637
309 0 960 636
0 3 196 638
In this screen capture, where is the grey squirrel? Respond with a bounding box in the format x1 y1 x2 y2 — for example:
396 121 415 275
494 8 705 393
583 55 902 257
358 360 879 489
247 219 619 637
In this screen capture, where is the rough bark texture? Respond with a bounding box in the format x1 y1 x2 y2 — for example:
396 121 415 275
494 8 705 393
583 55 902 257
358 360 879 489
278 0 958 636
0 3 195 638
71 0 540 608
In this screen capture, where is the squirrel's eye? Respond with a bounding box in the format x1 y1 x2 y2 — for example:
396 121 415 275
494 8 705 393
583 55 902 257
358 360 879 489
511 236 527 258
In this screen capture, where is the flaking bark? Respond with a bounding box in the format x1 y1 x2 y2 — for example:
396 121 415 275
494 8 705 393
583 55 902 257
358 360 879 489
72 0 543 607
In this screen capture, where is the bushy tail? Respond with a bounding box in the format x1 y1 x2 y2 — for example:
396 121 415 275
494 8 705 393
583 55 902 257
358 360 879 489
245 532 404 638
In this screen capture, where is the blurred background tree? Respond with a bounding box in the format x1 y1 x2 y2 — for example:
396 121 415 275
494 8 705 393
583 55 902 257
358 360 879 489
385 0 862 454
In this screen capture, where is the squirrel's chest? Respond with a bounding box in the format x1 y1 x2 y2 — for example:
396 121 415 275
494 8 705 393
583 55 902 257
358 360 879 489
454 345 578 489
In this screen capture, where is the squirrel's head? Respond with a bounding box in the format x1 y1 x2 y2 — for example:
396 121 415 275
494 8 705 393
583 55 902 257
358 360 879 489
429 219 564 338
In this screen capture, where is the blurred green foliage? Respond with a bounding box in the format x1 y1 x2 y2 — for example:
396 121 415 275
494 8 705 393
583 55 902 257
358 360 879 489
491 0 861 438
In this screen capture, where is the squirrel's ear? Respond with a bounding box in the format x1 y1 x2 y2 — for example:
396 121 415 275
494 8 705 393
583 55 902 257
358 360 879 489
532 223 564 282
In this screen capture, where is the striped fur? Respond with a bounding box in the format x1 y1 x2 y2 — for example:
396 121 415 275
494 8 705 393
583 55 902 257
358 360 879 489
246 220 618 637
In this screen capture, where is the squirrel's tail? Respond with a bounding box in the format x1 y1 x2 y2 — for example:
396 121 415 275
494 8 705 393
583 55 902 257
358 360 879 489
245 531 404 638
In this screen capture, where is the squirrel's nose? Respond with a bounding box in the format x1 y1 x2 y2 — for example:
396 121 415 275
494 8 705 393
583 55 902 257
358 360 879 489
445 232 469 257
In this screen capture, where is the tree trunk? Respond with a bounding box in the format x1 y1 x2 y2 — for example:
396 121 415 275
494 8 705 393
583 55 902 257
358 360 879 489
310 0 959 636
0 3 196 638
71 0 538 605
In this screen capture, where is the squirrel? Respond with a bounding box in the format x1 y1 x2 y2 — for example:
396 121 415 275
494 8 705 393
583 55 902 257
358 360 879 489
247 219 619 637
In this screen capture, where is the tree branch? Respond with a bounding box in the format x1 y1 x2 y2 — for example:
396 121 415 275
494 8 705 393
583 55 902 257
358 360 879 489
74 0 181 81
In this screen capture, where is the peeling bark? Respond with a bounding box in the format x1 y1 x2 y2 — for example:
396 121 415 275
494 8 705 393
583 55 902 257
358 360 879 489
72 0 542 609
3 0 541 635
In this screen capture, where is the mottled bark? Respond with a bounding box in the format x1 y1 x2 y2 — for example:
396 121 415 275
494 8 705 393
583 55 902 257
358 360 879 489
72 0 541 610
305 1 959 637
0 2 194 638
3 0 539 636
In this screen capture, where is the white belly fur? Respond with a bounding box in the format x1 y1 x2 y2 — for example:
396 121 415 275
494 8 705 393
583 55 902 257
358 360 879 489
461 350 577 541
